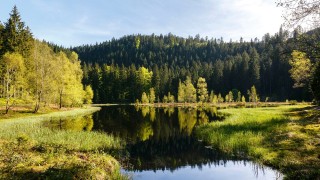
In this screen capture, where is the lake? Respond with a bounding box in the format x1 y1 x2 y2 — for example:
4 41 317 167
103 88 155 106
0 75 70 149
45 105 283 179
93 105 282 180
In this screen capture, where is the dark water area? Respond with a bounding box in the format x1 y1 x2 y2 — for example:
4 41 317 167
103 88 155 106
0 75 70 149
92 105 282 180
43 105 282 179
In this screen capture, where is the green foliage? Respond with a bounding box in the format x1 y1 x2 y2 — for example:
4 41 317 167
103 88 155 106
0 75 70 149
310 62 320 104
149 88 156 103
178 80 185 103
163 95 168 103
289 50 312 88
218 93 224 103
237 91 241 102
135 36 140 49
184 76 197 103
247 85 259 103
177 77 196 103
1 6 33 57
197 77 208 103
0 52 25 113
163 92 174 103
75 28 307 103
136 67 153 94
241 95 246 103
84 85 94 104
0 7 87 111
141 92 149 104
228 91 233 102
167 92 175 103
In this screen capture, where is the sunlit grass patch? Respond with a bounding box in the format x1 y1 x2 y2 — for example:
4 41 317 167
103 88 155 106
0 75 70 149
195 105 320 179
0 107 126 179
0 140 124 179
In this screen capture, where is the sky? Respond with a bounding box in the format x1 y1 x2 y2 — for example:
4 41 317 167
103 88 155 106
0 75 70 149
0 0 284 47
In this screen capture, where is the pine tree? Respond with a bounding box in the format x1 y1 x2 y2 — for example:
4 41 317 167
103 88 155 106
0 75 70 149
0 23 4 52
249 48 260 87
2 6 33 57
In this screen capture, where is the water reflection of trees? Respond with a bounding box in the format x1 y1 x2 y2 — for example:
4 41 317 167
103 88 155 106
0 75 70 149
43 115 94 131
93 106 227 171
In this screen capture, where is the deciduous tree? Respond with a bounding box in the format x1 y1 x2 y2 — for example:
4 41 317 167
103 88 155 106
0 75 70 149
197 77 208 103
289 50 312 88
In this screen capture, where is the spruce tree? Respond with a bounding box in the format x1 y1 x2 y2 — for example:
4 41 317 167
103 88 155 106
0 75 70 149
2 6 33 57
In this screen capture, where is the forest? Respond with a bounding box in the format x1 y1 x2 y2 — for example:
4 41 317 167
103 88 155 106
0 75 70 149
1 6 319 108
0 3 319 179
72 29 319 104
0 6 93 113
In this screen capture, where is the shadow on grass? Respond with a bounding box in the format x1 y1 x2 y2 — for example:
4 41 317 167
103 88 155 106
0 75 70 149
1 167 91 180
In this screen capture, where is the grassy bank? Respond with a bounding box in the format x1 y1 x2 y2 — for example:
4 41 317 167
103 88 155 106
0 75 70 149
195 105 320 179
0 107 126 179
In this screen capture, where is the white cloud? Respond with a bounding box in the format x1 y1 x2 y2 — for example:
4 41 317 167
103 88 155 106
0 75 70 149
208 0 283 40
3 0 285 46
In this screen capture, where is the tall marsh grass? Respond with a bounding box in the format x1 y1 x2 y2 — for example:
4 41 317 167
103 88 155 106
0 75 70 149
0 107 122 151
0 107 126 179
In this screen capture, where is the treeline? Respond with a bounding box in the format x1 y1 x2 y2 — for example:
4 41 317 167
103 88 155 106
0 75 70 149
75 29 310 103
0 6 92 113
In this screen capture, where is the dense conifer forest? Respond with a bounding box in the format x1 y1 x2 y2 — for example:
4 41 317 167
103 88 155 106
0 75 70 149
71 30 313 103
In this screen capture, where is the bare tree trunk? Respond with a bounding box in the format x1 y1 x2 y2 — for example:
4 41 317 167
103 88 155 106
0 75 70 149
5 98 9 114
59 90 62 109
33 92 41 113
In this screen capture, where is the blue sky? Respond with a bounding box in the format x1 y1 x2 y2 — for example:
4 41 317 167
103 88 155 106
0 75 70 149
0 0 283 47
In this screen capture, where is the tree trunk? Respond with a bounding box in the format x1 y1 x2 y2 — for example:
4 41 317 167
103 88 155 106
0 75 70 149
5 99 9 114
33 91 41 113
33 102 40 113
59 90 62 109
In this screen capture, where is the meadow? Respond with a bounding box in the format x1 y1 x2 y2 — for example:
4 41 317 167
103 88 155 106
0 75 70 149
0 107 125 179
195 105 320 179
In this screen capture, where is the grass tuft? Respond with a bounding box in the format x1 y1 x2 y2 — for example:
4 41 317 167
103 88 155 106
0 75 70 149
0 107 126 179
195 105 320 179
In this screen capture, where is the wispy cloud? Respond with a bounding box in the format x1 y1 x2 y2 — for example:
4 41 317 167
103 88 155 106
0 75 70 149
1 0 284 46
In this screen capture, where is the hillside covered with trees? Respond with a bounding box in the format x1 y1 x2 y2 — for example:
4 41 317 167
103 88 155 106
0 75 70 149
73 30 315 103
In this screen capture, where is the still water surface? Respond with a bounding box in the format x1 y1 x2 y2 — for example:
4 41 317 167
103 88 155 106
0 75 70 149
45 105 282 179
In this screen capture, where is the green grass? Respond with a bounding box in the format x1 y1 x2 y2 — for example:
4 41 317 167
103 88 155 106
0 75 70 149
0 107 126 179
195 105 320 179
